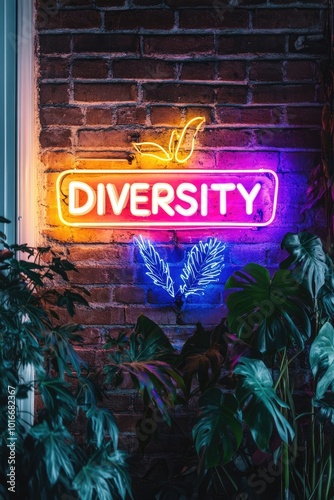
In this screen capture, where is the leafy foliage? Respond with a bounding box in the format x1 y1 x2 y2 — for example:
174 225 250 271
310 322 334 398
225 263 312 354
234 358 295 452
193 388 242 467
0 221 130 499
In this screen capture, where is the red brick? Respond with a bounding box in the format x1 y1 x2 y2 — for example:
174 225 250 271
95 0 125 5
116 106 146 125
40 128 71 148
185 107 213 124
73 307 125 325
74 83 137 102
106 394 134 413
286 60 315 81
40 107 84 126
279 151 321 174
39 34 71 54
142 83 215 104
179 8 248 29
68 244 131 263
218 35 285 55
216 151 279 170
216 85 248 104
144 35 214 56
182 305 227 327
86 107 113 125
41 151 76 171
81 327 102 346
180 62 215 81
288 35 325 55
73 34 139 54
105 9 174 30
68 267 111 284
217 61 246 81
217 106 282 125
88 287 113 303
37 9 101 29
40 57 70 79
150 106 182 125
114 286 145 304
77 129 131 148
286 106 322 126
255 128 320 149
254 9 321 30
252 84 315 104
73 59 109 79
39 83 69 104
167 0 266 5
59 0 91 5
201 128 252 148
249 61 283 82
113 59 175 80
125 307 177 325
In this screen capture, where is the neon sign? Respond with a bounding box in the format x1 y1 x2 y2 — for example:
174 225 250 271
56 117 279 229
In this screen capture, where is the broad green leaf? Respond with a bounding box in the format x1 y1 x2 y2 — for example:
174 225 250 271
280 231 328 298
29 421 79 485
72 448 131 500
310 322 334 398
313 393 334 425
225 264 312 354
318 263 334 319
192 387 242 467
135 314 174 354
234 357 295 451
86 406 119 448
37 377 77 421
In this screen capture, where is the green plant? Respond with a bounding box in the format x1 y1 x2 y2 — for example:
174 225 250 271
124 231 334 500
0 218 131 499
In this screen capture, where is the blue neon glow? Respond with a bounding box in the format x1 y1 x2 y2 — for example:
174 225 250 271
180 239 225 297
134 236 225 300
134 235 175 298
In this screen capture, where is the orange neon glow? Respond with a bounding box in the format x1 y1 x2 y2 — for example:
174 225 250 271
132 116 206 163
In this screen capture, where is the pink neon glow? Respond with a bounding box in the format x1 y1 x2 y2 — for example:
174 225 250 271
57 169 278 229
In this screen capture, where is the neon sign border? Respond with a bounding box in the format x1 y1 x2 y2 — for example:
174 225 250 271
56 168 279 228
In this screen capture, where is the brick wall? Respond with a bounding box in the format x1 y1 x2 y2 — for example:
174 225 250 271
35 0 326 460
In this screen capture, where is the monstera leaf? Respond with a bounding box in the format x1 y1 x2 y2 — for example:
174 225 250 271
280 232 328 298
225 264 312 354
234 358 295 452
192 388 242 467
310 322 334 398
313 393 334 425
318 265 334 320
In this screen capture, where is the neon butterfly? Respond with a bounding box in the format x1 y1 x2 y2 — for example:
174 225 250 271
132 116 206 164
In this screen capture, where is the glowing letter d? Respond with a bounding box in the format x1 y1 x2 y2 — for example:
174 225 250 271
68 181 96 216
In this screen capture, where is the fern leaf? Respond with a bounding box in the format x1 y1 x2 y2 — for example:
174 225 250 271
180 238 225 297
134 236 175 298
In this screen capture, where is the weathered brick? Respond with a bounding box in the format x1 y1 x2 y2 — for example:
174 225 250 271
40 107 84 126
36 9 101 29
74 306 125 325
88 287 113 304
95 0 125 5
113 59 175 80
185 107 213 124
180 62 215 81
59 0 92 5
201 128 252 148
142 83 215 103
179 8 248 29
286 105 322 126
41 151 76 171
217 151 279 169
218 35 285 55
68 244 131 263
114 286 146 304
125 307 177 325
77 129 131 148
252 84 315 104
73 59 109 79
286 60 315 81
217 60 246 81
216 85 248 104
40 127 71 148
40 57 70 79
144 35 214 55
116 106 147 125
255 127 320 149
39 83 69 104
73 34 140 54
74 83 137 102
217 105 282 125
86 107 113 125
150 106 182 125
253 8 321 30
39 34 71 54
80 327 102 346
279 151 320 173
249 61 283 82
105 9 174 30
